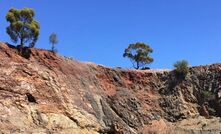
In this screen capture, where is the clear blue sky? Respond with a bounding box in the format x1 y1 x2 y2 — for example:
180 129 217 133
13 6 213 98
1 0 221 69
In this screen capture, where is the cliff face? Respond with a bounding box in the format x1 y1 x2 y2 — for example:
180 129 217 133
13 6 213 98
0 42 220 134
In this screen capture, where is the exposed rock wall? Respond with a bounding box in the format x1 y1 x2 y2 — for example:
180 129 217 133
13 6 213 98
0 42 220 134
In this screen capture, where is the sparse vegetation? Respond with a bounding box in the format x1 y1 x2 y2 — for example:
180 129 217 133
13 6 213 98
6 8 40 47
123 42 153 69
202 90 212 99
49 33 58 53
174 60 189 77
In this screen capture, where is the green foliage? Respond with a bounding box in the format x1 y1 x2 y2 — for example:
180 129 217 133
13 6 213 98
49 33 58 52
174 60 189 77
123 42 153 69
202 90 212 98
6 8 40 47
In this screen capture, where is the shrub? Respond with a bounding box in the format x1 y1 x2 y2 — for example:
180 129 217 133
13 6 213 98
173 60 189 77
202 90 212 98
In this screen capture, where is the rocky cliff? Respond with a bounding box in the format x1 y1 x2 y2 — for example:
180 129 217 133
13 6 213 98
0 42 220 134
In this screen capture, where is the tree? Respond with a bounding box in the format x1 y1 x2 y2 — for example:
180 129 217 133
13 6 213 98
123 42 153 69
6 8 40 47
173 60 189 77
49 33 58 52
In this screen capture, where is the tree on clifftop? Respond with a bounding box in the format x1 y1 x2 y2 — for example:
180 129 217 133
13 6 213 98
123 42 154 69
49 33 58 53
6 8 40 47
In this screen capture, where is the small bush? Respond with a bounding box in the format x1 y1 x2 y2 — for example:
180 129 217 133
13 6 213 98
173 60 189 77
202 90 212 98
141 67 150 70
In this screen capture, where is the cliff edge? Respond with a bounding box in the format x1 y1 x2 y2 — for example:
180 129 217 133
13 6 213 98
0 42 220 134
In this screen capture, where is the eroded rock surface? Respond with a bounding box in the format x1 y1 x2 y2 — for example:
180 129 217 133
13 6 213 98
0 42 220 134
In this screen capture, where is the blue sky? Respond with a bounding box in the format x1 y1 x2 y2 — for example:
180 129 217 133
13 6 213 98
0 0 221 69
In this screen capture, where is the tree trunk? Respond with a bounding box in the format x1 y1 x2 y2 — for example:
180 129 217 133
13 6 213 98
20 38 24 47
136 61 139 69
52 43 55 52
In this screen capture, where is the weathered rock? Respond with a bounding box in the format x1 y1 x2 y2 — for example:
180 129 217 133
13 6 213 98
0 42 220 134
